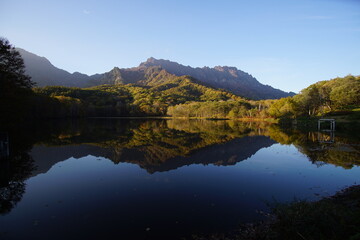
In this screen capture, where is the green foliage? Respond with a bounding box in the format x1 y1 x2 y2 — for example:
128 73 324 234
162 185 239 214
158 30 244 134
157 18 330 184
266 75 360 119
31 73 247 118
167 101 252 118
164 75 359 120
328 75 360 109
297 75 359 116
267 97 297 119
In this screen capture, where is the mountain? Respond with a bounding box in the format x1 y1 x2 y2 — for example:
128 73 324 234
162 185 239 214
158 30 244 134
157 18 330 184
18 48 294 99
16 48 89 87
140 58 294 99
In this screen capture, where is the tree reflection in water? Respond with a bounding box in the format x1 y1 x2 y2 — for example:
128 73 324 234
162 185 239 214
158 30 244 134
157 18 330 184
0 119 359 215
0 131 35 215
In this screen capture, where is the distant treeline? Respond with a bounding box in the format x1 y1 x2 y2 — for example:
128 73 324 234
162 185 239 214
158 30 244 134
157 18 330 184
4 74 360 122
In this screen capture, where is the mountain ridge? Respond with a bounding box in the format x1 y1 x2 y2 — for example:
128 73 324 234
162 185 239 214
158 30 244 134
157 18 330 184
17 48 294 100
16 48 89 87
140 57 294 99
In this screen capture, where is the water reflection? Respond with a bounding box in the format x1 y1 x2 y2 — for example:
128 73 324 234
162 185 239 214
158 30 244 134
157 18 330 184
265 126 359 169
0 129 35 215
0 119 359 239
317 131 335 143
25 119 360 172
26 119 280 174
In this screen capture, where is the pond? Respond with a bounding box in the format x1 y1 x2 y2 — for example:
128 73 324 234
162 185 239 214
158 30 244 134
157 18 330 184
0 119 359 239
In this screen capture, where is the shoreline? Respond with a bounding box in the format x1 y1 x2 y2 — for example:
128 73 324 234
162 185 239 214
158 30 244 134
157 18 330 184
190 185 360 240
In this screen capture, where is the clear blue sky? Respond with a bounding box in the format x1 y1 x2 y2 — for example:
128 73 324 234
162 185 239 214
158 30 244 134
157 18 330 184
0 0 359 92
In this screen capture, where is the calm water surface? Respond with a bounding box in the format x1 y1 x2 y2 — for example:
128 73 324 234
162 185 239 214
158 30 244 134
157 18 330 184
0 119 359 239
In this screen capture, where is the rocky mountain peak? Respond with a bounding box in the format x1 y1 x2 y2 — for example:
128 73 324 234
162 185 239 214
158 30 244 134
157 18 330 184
110 67 121 74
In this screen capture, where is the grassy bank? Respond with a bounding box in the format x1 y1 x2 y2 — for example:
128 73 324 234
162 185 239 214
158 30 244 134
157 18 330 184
324 108 360 122
191 185 360 240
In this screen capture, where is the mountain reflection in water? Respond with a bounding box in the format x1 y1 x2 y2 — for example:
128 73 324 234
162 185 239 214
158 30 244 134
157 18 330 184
0 119 359 240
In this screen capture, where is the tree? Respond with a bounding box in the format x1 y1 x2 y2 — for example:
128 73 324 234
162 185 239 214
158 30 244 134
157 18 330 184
0 38 34 92
293 84 322 116
268 97 297 118
0 38 35 121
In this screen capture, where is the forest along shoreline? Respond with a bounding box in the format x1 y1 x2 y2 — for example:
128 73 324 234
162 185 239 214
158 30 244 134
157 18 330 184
1 38 359 124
